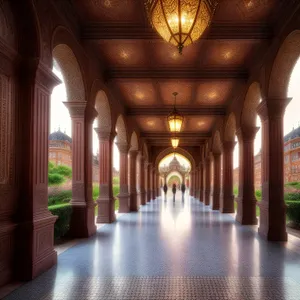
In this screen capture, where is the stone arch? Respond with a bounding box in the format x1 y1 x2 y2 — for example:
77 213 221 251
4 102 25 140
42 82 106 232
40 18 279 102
166 171 183 186
0 0 17 48
52 44 85 102
212 131 222 154
155 147 195 171
224 113 237 142
241 82 262 128
268 30 300 98
130 131 139 151
115 115 128 144
95 90 112 132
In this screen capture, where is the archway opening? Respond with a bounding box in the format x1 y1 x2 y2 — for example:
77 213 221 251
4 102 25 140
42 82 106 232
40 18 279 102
48 57 73 240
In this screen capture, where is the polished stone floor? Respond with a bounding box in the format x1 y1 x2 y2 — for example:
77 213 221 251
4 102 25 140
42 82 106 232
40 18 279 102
5 192 300 299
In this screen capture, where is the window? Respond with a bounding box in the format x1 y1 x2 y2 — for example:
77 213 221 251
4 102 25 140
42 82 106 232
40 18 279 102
291 152 300 162
285 155 289 163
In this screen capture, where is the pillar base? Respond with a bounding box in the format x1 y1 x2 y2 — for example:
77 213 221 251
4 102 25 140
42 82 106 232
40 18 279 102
220 195 235 213
96 198 116 223
258 201 287 241
204 191 210 206
130 193 138 212
118 193 130 213
235 196 258 225
139 191 146 205
16 213 57 281
69 203 97 238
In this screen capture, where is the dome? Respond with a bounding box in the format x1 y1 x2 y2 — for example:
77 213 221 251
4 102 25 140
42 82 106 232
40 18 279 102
49 129 72 143
284 126 300 142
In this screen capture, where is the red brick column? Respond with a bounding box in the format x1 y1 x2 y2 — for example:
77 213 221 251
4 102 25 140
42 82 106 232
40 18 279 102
64 102 96 237
94 130 116 223
190 171 195 197
129 150 138 211
116 143 130 213
236 126 259 225
204 156 211 205
220 141 236 213
194 168 198 199
156 173 160 198
152 168 157 199
199 162 204 202
256 98 290 241
138 155 146 205
148 163 153 202
212 153 221 210
16 63 59 280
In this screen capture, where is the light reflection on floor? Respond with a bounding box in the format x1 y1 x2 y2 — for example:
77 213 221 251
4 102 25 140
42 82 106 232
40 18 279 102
5 191 300 300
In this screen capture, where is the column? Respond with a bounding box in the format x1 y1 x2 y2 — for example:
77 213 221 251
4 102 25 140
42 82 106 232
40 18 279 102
204 156 211 205
152 168 157 199
195 168 200 200
199 162 204 202
129 150 138 211
236 126 259 225
256 98 290 241
156 173 160 198
220 141 236 213
144 161 149 203
147 163 153 202
64 102 97 237
116 143 130 213
16 63 59 280
95 130 116 223
212 153 221 210
190 171 195 197
139 155 146 205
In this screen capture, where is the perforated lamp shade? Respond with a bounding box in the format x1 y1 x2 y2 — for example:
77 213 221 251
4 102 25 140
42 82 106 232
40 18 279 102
171 138 179 149
144 0 218 54
167 109 184 133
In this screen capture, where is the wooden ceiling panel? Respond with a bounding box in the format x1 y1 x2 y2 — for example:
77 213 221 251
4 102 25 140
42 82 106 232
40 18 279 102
73 0 144 23
200 40 262 67
184 116 216 132
134 116 167 132
117 80 158 106
195 81 235 105
149 40 200 67
213 0 279 22
158 81 194 105
96 40 149 67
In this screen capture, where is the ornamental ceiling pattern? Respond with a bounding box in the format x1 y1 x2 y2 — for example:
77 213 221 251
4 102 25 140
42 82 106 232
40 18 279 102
72 0 284 147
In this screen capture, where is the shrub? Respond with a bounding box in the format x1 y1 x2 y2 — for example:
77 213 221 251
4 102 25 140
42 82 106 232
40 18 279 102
233 186 238 197
286 201 300 226
49 204 72 239
52 165 72 178
48 173 65 186
255 190 262 200
113 176 120 185
48 190 72 206
284 193 300 201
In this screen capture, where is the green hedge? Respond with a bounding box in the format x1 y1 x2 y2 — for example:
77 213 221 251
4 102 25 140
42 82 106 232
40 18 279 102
284 193 300 201
48 190 72 206
286 201 300 225
49 204 72 239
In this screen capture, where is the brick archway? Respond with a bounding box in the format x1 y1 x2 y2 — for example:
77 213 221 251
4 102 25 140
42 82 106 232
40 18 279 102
115 115 128 145
224 113 237 142
130 131 139 151
268 30 300 98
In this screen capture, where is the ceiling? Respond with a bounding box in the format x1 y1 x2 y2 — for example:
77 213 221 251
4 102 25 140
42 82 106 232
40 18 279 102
72 0 283 148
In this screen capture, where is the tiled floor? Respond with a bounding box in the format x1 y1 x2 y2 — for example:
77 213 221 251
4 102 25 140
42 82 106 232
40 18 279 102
5 192 300 299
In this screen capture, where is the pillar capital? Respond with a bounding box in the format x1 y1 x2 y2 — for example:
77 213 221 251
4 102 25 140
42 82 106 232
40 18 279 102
257 98 291 121
236 126 259 142
222 141 236 152
94 129 116 141
63 101 87 118
129 149 139 158
116 142 130 154
212 152 221 159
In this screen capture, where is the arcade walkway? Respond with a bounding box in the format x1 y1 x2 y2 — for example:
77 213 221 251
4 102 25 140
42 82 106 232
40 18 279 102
5 193 300 300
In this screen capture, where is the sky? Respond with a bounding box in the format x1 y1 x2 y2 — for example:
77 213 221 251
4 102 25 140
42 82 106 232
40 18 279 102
51 57 300 171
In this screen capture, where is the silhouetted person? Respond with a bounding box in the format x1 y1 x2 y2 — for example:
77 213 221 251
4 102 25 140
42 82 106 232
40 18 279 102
181 183 186 200
163 183 168 201
172 183 176 202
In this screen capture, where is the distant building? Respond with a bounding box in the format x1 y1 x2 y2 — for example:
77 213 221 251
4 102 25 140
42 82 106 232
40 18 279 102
233 126 300 189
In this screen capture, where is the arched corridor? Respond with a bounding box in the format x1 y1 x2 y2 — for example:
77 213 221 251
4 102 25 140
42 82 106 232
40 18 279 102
2 0 300 298
5 193 300 299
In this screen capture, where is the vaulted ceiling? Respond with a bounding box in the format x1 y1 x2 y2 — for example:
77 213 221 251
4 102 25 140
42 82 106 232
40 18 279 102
72 0 284 148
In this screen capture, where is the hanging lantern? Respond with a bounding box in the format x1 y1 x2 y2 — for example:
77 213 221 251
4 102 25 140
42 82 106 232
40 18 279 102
167 92 184 133
144 0 219 54
171 137 180 149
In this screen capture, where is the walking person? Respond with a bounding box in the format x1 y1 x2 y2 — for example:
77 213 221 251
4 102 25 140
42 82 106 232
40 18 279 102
181 183 186 201
163 183 168 201
172 183 176 202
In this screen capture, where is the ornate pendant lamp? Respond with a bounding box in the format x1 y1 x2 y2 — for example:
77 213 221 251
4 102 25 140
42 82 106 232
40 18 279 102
167 92 184 133
144 0 219 54
171 137 180 149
